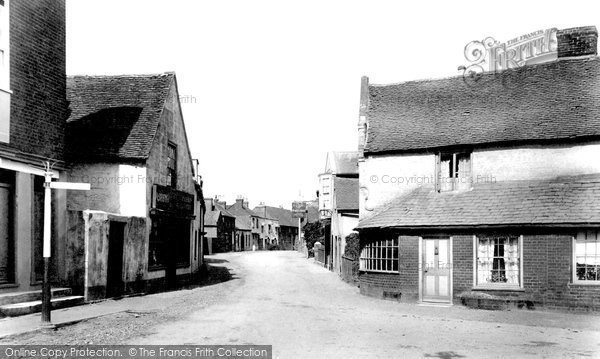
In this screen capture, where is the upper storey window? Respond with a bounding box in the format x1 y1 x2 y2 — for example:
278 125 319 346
436 151 471 192
0 0 9 144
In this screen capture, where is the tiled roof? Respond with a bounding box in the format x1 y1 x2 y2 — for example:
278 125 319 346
366 57 600 154
66 73 173 161
226 206 254 231
253 206 296 227
357 174 600 229
329 151 359 175
334 177 359 211
204 210 220 227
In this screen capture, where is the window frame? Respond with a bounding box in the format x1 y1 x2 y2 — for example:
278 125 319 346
359 236 399 273
435 151 472 192
166 142 177 188
573 230 600 285
0 0 9 91
473 234 523 290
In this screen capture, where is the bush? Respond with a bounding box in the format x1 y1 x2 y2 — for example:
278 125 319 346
304 221 324 252
343 232 360 260
268 244 281 251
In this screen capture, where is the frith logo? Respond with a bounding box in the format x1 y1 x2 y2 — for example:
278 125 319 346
459 28 558 86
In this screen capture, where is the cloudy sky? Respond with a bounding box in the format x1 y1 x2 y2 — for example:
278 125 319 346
66 0 600 208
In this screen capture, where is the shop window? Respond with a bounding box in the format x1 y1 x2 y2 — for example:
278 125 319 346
175 219 190 267
359 236 399 273
475 235 521 287
574 230 600 283
437 151 471 192
166 142 177 188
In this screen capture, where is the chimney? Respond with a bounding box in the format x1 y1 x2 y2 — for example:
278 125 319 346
358 76 369 156
557 26 598 58
236 198 244 208
243 200 249 208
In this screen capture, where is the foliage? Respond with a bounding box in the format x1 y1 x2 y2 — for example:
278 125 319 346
343 232 360 260
268 244 281 251
304 221 324 252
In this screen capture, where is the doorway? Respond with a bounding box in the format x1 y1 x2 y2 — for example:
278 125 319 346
106 222 126 298
421 238 452 303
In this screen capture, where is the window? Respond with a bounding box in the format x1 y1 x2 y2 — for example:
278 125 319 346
166 143 177 188
359 237 399 272
322 177 330 195
574 230 600 283
476 235 520 287
437 152 471 192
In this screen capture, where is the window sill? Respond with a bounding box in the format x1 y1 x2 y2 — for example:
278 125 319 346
571 281 600 286
0 283 18 289
359 270 399 274
148 265 166 272
472 286 524 292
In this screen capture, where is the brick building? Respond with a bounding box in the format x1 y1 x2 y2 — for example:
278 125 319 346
65 73 205 299
356 26 600 310
0 0 70 296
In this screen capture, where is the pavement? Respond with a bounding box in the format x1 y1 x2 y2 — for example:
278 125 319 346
1 251 599 358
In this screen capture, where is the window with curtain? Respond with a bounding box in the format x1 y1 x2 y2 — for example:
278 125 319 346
437 152 471 192
476 235 520 287
575 230 600 283
359 236 399 273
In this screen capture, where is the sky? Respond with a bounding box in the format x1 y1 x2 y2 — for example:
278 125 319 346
66 0 600 209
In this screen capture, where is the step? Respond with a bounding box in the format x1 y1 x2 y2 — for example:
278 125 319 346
0 296 85 317
0 288 72 306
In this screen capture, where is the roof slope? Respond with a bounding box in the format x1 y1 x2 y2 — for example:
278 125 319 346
325 151 359 175
226 206 255 231
66 73 173 161
254 206 295 227
334 177 359 211
357 174 600 229
366 57 600 154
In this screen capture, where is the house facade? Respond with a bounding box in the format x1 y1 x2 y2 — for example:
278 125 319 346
253 205 298 250
253 206 279 249
227 198 259 251
356 26 600 310
204 198 235 254
0 0 69 295
65 73 204 299
317 151 359 269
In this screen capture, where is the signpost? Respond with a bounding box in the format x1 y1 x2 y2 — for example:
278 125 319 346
41 161 90 328
292 201 308 250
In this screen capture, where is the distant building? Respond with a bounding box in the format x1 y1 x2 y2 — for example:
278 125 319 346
331 177 359 274
227 198 256 251
317 151 359 269
253 206 279 249
252 205 298 250
204 197 235 254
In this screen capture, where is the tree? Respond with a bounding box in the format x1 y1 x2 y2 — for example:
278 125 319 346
343 232 360 260
304 221 324 255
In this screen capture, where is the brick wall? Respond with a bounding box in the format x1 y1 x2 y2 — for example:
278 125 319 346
452 235 473 298
557 26 598 58
359 235 419 301
1 0 68 161
358 231 600 310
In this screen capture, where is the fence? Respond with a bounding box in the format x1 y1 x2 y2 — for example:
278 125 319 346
341 255 359 286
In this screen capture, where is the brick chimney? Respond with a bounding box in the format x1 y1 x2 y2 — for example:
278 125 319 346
557 26 598 58
357 76 369 156
236 198 245 208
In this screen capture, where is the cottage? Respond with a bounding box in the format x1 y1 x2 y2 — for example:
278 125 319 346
356 26 600 310
252 206 280 249
204 198 235 254
252 205 298 250
227 198 260 251
65 72 204 299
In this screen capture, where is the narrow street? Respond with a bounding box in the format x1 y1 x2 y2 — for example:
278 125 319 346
3 251 600 358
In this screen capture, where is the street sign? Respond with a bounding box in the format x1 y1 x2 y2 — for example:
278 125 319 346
292 201 307 219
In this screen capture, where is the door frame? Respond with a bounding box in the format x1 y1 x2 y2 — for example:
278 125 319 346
418 236 453 304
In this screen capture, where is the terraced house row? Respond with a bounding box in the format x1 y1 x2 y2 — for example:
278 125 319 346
352 26 600 310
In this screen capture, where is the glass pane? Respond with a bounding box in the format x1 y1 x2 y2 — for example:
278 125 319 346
576 241 587 256
438 240 448 267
